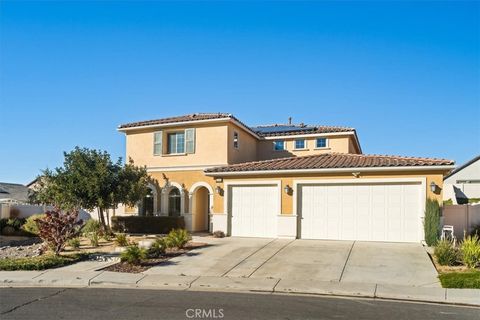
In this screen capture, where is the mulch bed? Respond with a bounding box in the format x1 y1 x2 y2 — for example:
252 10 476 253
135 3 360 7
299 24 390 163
102 242 208 273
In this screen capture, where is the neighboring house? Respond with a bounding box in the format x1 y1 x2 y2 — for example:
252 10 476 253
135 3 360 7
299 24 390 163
117 113 454 243
0 182 31 204
443 155 480 204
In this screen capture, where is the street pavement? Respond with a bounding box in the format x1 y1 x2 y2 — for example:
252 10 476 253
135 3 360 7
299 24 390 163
1 287 478 320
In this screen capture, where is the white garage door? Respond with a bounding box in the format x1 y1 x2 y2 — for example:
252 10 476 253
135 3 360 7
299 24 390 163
229 185 278 238
299 182 422 242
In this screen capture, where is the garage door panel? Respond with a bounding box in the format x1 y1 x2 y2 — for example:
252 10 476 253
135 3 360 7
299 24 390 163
230 185 278 238
300 182 422 243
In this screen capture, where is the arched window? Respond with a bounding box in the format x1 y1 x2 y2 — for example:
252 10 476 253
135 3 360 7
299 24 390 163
140 187 154 216
168 188 181 216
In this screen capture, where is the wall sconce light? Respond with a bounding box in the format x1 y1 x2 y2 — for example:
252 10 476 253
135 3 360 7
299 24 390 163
284 185 292 195
430 181 438 193
215 186 223 196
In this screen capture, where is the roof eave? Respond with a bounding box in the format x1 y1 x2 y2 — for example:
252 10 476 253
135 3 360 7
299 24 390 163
205 165 456 176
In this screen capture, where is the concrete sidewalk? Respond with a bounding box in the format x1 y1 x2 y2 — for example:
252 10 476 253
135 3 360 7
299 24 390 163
0 270 478 307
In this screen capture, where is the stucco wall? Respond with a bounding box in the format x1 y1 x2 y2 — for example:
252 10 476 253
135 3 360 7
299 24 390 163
227 123 258 164
256 135 351 160
125 124 229 168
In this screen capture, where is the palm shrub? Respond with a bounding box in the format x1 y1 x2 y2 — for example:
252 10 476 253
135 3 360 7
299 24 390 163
114 233 129 247
82 219 101 247
149 237 167 258
22 214 45 235
120 244 147 265
88 231 99 247
36 209 82 255
166 229 191 249
434 239 458 266
424 198 441 246
460 235 480 268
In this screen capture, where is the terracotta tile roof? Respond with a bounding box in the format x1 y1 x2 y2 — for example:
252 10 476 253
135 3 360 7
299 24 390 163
205 153 454 173
251 124 354 137
118 113 235 129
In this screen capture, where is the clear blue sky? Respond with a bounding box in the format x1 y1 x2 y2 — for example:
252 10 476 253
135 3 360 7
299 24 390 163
1 1 479 184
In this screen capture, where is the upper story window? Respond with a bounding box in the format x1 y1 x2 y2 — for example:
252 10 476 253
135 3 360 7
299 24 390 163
273 140 285 151
316 138 327 148
294 139 306 150
168 132 185 154
153 128 195 156
233 131 239 149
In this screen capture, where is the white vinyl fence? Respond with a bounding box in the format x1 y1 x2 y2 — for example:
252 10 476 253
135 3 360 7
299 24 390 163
443 203 480 240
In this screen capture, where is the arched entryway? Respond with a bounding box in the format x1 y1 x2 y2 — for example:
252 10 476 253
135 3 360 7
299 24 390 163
168 187 182 217
189 182 214 232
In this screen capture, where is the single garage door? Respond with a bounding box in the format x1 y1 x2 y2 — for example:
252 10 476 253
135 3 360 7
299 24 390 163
229 185 279 238
299 182 422 242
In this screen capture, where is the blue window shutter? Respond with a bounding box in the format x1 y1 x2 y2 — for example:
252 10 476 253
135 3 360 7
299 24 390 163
154 131 163 155
185 128 195 154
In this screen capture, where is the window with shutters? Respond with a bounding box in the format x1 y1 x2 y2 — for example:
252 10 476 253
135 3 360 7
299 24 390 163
167 132 185 154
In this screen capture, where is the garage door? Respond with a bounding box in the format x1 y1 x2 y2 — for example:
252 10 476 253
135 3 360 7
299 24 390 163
299 182 422 242
229 185 278 238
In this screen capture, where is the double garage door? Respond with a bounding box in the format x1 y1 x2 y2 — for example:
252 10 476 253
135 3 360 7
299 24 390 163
229 181 423 242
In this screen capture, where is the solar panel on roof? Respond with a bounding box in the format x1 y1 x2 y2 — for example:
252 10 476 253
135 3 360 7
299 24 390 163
252 125 317 134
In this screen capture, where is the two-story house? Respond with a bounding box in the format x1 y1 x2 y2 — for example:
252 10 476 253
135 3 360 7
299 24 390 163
118 113 454 243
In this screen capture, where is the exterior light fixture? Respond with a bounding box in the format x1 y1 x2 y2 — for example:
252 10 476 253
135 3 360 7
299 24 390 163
430 181 437 193
215 186 223 195
284 185 292 195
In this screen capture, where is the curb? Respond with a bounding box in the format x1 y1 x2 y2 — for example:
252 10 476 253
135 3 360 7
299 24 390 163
0 273 479 308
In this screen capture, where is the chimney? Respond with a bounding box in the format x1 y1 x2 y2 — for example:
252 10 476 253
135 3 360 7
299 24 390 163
288 117 292 125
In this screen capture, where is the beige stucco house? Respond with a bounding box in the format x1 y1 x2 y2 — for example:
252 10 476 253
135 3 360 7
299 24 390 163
118 113 454 243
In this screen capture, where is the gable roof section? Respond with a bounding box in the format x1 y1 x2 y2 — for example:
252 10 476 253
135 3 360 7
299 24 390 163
0 182 30 203
205 153 454 174
444 154 480 180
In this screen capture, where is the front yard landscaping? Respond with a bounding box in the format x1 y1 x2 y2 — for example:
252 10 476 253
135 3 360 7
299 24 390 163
0 253 88 271
439 270 480 289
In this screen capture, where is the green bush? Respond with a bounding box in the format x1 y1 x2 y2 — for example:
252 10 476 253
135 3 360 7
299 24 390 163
120 244 147 265
6 218 25 230
470 224 480 237
22 214 45 235
0 253 87 271
434 240 458 266
67 237 81 249
114 233 129 247
166 229 191 249
111 216 185 234
82 219 102 235
149 237 167 257
424 198 440 246
460 235 480 268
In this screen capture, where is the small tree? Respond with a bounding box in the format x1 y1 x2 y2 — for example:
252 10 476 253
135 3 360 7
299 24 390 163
36 209 82 255
30 147 150 231
424 198 441 246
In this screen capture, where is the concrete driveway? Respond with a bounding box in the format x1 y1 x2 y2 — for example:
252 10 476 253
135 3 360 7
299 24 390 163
145 237 439 287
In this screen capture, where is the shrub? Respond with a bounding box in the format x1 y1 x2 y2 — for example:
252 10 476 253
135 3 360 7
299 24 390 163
460 235 480 269
443 199 453 206
166 229 191 249
6 218 25 230
120 244 147 265
212 230 225 238
36 209 82 255
0 253 86 271
114 233 129 247
67 237 81 249
434 240 458 266
81 219 102 235
22 214 45 235
424 198 440 246
111 216 185 234
149 237 167 257
1 225 16 236
88 231 100 247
